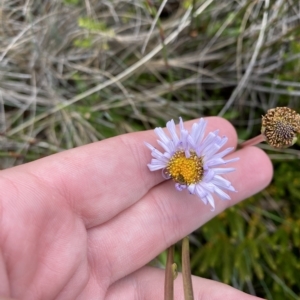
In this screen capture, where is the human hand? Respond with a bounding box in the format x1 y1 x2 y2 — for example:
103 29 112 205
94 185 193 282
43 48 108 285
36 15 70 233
0 117 272 300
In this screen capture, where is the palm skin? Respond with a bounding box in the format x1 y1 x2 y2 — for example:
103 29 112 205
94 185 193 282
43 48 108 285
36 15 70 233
0 117 273 300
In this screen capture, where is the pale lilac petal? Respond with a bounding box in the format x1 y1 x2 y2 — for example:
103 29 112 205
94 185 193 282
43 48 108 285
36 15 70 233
214 186 231 200
218 136 228 148
206 156 239 167
179 129 189 152
205 158 226 167
224 185 236 192
212 167 235 174
201 196 208 205
144 141 155 151
203 169 215 182
147 162 166 171
213 147 234 159
211 175 233 189
175 183 187 191
206 193 215 210
166 119 180 144
187 184 196 194
211 176 236 192
223 157 240 164
150 149 167 161
195 185 208 200
199 182 215 193
190 118 207 145
202 143 221 160
154 127 170 144
196 130 219 155
157 140 173 154
185 149 191 158
187 134 195 148
149 158 168 165
179 117 185 131
163 152 172 159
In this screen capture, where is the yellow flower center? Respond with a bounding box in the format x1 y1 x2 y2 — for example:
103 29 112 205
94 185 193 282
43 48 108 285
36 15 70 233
166 150 204 185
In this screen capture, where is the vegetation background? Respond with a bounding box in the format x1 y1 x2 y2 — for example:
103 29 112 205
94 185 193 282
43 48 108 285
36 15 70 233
1 0 300 299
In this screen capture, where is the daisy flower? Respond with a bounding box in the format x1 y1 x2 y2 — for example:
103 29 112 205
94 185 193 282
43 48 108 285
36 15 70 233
145 118 238 210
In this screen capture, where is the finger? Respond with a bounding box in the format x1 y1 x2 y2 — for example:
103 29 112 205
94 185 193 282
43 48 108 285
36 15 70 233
105 266 265 300
88 147 273 283
0 117 237 227
0 252 9 296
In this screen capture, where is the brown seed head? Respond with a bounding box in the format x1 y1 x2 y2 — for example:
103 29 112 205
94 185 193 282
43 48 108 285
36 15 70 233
261 107 300 148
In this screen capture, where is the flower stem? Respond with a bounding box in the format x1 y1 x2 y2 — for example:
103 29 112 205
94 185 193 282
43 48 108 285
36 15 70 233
239 134 266 148
182 236 194 300
164 244 174 300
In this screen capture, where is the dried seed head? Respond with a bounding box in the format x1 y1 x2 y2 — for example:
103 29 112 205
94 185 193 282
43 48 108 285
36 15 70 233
261 107 300 148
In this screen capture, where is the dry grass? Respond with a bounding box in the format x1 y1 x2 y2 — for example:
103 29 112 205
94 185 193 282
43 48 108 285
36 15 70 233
1 0 300 168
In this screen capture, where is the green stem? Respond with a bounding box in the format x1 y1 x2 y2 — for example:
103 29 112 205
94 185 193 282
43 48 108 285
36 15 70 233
182 236 194 300
164 244 174 300
190 0 197 31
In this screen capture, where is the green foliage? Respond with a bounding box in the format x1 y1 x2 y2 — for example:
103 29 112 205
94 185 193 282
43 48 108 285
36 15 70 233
190 159 300 299
63 0 80 5
222 110 240 121
77 17 114 36
73 37 93 48
78 17 107 31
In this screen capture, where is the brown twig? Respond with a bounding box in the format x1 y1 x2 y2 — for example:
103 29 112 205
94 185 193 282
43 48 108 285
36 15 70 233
182 236 194 300
164 244 175 300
